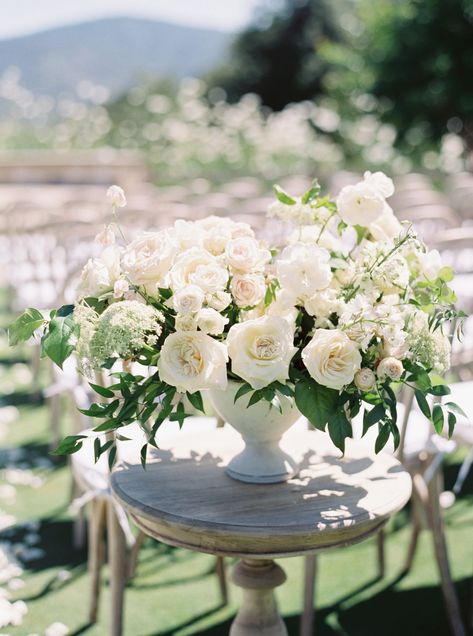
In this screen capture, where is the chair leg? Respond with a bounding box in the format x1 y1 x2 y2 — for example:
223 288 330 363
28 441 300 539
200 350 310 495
403 520 421 574
376 529 386 579
71 476 86 550
88 498 106 624
107 502 127 636
215 556 228 605
127 530 146 580
300 554 317 636
426 471 467 636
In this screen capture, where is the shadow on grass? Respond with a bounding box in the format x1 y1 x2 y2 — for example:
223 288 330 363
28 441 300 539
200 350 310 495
0 439 67 470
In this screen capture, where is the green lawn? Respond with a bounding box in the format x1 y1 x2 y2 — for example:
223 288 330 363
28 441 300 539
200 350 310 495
0 338 472 634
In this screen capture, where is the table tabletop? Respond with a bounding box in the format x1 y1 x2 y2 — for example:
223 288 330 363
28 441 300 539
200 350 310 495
111 426 411 559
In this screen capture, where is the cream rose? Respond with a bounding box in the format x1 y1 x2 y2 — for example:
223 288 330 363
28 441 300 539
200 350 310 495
226 315 297 389
172 285 204 315
197 308 228 335
354 368 376 392
158 331 228 393
302 329 361 390
276 242 332 299
77 246 121 299
206 290 232 312
122 230 175 293
169 247 228 292
225 237 270 273
376 357 403 381
231 273 266 308
369 207 402 241
337 181 385 226
175 314 198 332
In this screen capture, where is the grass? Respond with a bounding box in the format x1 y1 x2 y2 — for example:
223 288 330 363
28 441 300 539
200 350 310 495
0 305 472 634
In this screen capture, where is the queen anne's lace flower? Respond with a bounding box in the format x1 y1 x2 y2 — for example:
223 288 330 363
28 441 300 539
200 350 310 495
78 301 164 370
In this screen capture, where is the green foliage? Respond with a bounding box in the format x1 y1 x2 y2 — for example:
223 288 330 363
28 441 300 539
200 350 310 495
8 308 45 346
207 0 340 110
294 377 338 431
41 315 77 369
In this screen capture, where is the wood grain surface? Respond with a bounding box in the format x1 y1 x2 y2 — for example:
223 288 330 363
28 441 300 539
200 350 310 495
111 426 412 558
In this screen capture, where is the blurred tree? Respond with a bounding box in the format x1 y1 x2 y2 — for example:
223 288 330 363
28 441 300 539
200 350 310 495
207 0 340 111
366 0 473 150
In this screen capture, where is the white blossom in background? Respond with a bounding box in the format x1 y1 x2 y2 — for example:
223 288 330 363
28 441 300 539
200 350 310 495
106 185 126 208
45 622 70 636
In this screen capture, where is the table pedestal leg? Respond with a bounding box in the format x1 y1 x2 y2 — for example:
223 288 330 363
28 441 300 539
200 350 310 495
230 559 287 636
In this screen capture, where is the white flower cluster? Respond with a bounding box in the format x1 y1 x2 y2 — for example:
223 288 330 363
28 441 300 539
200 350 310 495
73 175 454 396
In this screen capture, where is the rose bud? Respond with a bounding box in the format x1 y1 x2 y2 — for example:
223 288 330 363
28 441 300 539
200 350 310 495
354 368 376 392
377 357 403 381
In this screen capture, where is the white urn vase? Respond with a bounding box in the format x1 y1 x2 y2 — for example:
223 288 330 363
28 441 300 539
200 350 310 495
209 380 301 484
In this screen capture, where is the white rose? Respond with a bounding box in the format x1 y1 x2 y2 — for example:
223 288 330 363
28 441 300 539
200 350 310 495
206 290 232 312
122 231 176 293
304 288 342 319
369 207 402 241
175 314 198 331
231 273 266 308
189 263 229 293
276 242 332 299
158 331 228 393
266 288 299 328
363 171 395 198
354 368 376 392
337 181 386 226
95 226 115 247
171 219 203 250
417 249 443 280
197 308 228 335
113 278 129 299
225 237 270 273
302 329 361 390
169 248 227 292
377 357 403 381
77 246 121 299
106 185 127 207
226 315 297 389
172 285 204 315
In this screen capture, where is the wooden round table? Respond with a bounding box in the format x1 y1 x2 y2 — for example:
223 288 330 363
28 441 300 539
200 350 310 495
111 426 411 635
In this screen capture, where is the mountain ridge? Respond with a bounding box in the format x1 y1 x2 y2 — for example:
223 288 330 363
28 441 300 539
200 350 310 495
0 16 233 97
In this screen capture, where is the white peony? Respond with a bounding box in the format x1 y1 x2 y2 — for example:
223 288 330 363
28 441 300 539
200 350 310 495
197 308 228 335
302 329 361 390
225 237 270 273
337 181 386 227
417 249 443 280
172 285 204 315
276 242 332 299
77 246 121 299
226 315 297 389
304 288 342 319
231 273 266 308
122 231 175 293
158 331 228 393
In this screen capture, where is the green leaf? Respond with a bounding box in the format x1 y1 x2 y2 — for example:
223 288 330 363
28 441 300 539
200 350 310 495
185 391 205 413
274 381 294 398
8 308 45 346
447 412 457 439
52 435 86 455
295 378 338 431
432 404 444 434
93 420 118 432
415 371 432 392
375 423 391 453
438 266 454 282
42 315 76 368
247 390 263 408
89 383 115 398
428 385 451 396
362 404 385 436
108 445 117 471
415 390 431 419
273 184 296 205
140 444 148 469
56 304 74 317
94 437 101 463
327 410 352 453
444 402 467 419
301 180 321 204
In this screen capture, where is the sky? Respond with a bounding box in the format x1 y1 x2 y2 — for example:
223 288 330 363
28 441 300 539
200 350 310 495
0 0 261 39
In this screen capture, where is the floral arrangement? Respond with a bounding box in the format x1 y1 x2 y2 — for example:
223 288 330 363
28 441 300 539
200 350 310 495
9 175 465 466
